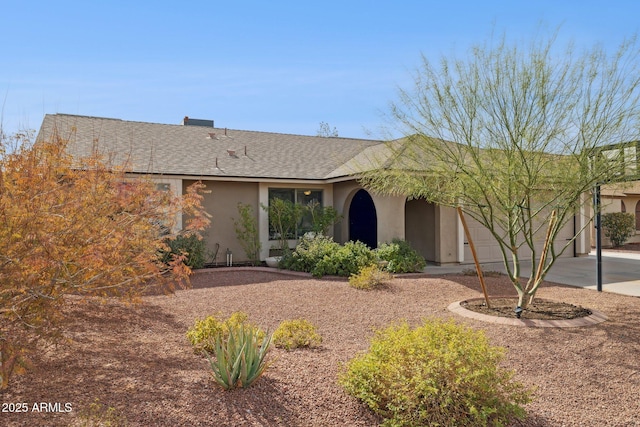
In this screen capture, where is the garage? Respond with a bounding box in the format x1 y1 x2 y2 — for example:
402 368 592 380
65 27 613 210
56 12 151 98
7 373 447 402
462 213 577 264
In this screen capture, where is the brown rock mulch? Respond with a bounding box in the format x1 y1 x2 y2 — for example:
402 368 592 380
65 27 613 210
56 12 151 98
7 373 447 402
1 270 639 426
451 297 608 328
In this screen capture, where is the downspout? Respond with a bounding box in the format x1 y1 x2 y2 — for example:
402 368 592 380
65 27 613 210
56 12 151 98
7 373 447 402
573 213 578 258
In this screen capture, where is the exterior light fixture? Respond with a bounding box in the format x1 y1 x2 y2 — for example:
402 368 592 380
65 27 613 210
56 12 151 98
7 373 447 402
514 306 523 319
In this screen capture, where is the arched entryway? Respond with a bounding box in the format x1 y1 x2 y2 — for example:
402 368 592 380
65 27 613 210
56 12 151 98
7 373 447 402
349 189 377 248
405 198 436 262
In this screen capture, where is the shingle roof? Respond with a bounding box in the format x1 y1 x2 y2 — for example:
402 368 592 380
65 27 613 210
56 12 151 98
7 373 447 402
37 114 385 180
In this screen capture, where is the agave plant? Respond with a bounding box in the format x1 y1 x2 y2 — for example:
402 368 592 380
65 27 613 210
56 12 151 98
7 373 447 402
206 323 272 390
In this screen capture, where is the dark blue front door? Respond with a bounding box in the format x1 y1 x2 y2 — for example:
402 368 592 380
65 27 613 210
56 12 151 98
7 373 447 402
349 189 377 248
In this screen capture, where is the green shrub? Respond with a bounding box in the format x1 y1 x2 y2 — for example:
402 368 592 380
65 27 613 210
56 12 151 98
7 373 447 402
186 315 225 354
233 203 262 266
162 233 208 269
206 322 272 390
280 234 340 273
280 235 377 277
376 239 426 273
261 198 305 252
273 319 323 350
312 240 378 277
307 200 343 235
339 319 532 427
602 212 636 247
349 265 392 290
186 312 264 354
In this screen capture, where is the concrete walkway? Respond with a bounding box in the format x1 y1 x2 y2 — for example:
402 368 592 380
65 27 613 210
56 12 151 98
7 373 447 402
426 250 640 297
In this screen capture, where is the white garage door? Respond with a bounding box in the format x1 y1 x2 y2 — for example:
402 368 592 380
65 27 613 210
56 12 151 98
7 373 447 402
463 215 576 264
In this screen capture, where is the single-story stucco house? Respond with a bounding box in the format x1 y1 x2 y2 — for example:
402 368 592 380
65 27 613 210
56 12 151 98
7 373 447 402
36 113 593 265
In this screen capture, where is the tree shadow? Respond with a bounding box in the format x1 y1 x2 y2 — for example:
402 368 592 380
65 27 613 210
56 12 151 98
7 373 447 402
510 411 556 426
188 269 320 290
435 272 521 297
2 297 309 426
211 376 299 426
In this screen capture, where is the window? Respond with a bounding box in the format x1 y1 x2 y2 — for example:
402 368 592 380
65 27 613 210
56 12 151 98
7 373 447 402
268 188 323 239
156 183 171 192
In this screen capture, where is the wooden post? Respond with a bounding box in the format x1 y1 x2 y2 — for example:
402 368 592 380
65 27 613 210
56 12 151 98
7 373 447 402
457 207 491 308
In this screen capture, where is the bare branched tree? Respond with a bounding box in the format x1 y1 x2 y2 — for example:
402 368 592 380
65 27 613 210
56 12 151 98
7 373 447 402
317 121 339 137
359 31 640 309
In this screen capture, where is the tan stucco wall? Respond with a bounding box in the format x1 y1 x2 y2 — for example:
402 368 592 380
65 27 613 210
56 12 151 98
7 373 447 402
372 193 406 245
405 199 436 261
332 181 360 244
180 177 592 266
435 205 460 264
184 180 259 264
626 198 640 243
576 192 592 254
403 200 460 264
332 180 404 246
334 182 460 262
147 177 183 233
601 197 623 214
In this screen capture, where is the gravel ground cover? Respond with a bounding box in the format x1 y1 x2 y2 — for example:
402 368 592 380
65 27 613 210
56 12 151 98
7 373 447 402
2 269 639 426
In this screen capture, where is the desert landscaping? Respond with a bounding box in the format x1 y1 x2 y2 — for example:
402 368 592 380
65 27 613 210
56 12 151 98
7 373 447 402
2 269 639 426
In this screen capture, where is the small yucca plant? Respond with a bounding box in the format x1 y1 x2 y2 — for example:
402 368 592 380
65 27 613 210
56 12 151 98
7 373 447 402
206 323 272 390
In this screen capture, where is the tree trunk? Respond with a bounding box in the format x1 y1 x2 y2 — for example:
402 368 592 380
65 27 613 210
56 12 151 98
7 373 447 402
517 291 528 310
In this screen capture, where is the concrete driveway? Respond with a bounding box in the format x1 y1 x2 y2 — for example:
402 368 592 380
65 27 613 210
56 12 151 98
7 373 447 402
427 250 640 297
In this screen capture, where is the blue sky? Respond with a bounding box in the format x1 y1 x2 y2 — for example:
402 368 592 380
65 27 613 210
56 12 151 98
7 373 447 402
2 1 639 139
